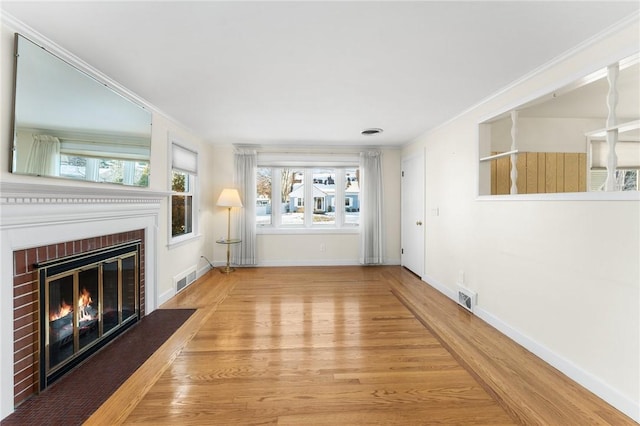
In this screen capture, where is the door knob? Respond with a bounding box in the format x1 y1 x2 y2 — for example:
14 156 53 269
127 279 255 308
416 221 423 226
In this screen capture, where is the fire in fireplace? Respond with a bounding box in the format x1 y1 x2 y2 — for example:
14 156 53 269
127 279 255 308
38 241 140 389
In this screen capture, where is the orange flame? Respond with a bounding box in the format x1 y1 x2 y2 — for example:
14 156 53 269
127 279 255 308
50 288 95 322
78 287 94 322
50 299 72 321
78 287 92 309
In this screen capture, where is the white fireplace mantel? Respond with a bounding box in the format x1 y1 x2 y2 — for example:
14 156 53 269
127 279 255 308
1 181 169 230
0 180 167 419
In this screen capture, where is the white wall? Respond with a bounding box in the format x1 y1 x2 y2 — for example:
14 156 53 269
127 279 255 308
489 116 603 153
151 116 216 305
0 15 217 306
0 15 217 419
209 146 401 266
404 16 640 421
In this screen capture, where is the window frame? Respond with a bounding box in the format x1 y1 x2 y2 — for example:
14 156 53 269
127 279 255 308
256 165 359 234
168 137 200 248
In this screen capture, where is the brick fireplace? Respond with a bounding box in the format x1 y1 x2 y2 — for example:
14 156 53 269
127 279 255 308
13 231 146 404
1 181 164 417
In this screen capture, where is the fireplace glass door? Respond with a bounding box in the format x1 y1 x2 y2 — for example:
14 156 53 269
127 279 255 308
41 242 140 388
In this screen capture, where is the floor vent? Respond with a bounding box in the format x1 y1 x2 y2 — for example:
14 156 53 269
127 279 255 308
457 286 477 313
174 266 197 293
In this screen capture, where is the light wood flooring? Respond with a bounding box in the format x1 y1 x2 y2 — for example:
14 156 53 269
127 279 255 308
85 266 635 425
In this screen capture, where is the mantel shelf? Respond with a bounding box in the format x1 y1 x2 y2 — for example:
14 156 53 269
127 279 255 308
0 181 170 205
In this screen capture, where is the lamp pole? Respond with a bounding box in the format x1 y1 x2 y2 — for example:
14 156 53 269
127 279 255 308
225 206 232 273
216 188 243 274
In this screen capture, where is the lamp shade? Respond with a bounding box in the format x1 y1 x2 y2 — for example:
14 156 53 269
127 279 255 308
217 188 243 208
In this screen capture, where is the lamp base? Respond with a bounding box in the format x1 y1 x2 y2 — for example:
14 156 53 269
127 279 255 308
220 265 235 274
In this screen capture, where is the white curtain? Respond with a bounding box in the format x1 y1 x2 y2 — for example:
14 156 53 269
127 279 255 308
26 134 61 176
233 149 257 265
359 150 384 265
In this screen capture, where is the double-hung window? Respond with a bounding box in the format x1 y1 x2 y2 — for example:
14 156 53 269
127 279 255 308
57 137 150 186
170 140 198 244
256 155 359 230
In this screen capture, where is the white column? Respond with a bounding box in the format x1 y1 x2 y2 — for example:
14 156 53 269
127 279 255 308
605 63 619 191
510 110 519 195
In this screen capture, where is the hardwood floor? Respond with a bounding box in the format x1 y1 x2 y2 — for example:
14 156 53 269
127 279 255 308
85 266 634 425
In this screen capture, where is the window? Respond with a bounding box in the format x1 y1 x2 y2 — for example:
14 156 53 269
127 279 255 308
282 169 304 225
171 170 193 237
170 140 198 243
344 168 360 224
256 166 359 230
256 167 272 225
59 154 149 186
312 168 335 226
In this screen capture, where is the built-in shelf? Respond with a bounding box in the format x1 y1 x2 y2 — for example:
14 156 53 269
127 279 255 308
479 150 519 162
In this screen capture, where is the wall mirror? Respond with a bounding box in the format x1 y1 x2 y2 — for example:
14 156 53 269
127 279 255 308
479 54 639 195
11 34 152 187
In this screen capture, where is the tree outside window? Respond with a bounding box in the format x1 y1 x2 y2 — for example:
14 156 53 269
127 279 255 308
171 170 193 237
256 166 359 228
257 168 272 225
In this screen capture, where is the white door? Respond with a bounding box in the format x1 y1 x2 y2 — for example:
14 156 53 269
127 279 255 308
401 152 425 277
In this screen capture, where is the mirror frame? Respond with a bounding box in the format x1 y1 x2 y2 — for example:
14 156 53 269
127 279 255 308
11 34 152 187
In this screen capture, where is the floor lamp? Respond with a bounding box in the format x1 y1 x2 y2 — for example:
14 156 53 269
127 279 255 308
216 188 243 273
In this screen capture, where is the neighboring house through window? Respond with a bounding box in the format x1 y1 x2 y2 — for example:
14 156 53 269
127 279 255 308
256 163 359 230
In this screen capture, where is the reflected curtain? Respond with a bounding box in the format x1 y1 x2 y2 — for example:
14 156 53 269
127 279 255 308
359 150 384 265
26 134 60 176
233 149 257 265
85 158 100 182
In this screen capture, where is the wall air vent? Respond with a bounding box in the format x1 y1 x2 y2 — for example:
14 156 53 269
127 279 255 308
457 286 477 313
174 265 197 293
176 276 188 292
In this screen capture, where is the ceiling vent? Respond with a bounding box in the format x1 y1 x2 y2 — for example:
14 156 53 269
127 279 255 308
361 128 383 135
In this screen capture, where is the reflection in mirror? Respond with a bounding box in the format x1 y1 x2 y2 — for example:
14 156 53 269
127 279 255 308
479 55 639 195
588 122 640 191
11 34 152 187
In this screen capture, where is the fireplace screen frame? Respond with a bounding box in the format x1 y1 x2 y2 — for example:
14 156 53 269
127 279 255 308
37 241 141 390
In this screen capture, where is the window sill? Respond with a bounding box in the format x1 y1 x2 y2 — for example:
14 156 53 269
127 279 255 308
257 226 359 235
167 233 202 249
476 191 640 201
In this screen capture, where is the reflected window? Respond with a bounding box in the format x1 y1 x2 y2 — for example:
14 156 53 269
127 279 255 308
59 155 149 186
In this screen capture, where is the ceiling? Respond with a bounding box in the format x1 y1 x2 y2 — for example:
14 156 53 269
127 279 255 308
2 1 639 147
520 62 639 120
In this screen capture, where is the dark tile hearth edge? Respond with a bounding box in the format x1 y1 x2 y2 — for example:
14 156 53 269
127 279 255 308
1 308 195 426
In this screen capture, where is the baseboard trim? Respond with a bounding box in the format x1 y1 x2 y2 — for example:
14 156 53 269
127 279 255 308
257 259 361 267
255 258 401 267
474 307 639 423
420 274 639 423
157 288 174 307
421 273 457 300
